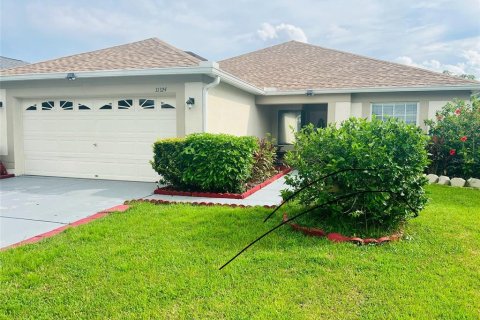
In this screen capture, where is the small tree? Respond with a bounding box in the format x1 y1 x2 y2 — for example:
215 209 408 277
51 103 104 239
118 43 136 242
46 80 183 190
424 97 480 178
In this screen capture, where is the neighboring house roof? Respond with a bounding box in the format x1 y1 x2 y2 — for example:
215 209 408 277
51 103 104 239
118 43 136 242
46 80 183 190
219 41 479 91
0 38 201 76
0 56 29 69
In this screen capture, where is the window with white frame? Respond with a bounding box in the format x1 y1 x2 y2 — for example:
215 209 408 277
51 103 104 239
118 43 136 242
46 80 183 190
371 102 418 125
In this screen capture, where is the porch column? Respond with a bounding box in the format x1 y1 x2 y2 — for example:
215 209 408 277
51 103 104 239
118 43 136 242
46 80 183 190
334 101 352 126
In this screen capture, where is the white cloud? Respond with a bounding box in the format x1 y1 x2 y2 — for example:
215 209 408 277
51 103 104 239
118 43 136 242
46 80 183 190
2 0 479 70
257 23 277 40
257 23 308 43
395 52 480 78
463 50 480 67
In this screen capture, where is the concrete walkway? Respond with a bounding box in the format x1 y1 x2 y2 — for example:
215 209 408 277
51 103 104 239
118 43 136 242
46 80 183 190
0 176 154 248
145 175 289 206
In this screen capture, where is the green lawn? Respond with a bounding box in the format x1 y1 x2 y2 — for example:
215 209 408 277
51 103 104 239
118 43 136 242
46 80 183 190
1 185 479 319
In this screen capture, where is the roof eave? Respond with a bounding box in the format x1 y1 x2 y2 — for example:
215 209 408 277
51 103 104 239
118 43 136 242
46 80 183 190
0 66 215 82
0 65 265 95
1 68 478 96
263 85 480 95
211 68 264 94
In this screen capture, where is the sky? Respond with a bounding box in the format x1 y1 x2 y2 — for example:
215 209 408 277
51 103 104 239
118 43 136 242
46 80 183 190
1 0 479 77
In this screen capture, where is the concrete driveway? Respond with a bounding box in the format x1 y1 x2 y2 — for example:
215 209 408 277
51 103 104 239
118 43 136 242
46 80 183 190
0 176 155 248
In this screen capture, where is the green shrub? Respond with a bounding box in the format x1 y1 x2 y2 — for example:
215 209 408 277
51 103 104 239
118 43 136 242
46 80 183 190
424 98 480 178
151 138 186 187
284 117 429 232
181 133 258 193
250 135 278 185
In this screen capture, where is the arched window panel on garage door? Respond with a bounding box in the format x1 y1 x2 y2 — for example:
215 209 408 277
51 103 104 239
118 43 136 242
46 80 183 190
160 97 176 109
25 103 37 111
78 101 92 110
41 101 54 111
99 103 113 110
139 98 155 110
118 99 133 110
60 100 74 110
91 100 113 111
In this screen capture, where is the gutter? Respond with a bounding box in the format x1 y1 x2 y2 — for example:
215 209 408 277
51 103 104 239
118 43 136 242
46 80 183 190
1 66 478 96
0 66 213 82
263 85 480 95
202 75 220 132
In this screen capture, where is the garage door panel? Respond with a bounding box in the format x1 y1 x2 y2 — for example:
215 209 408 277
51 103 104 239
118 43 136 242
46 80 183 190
23 98 177 182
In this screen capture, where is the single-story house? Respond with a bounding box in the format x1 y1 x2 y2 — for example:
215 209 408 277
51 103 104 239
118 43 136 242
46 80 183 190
1 38 479 181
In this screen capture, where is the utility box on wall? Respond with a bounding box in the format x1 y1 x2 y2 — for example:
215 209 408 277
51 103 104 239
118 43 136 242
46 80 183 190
0 89 7 156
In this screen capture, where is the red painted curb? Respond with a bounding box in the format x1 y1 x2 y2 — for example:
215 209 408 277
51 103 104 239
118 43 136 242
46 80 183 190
282 214 402 245
154 167 292 199
0 174 15 180
2 205 130 250
101 204 130 213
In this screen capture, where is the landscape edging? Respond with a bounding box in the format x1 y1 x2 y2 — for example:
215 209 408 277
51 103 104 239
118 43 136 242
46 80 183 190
282 214 402 245
154 167 292 199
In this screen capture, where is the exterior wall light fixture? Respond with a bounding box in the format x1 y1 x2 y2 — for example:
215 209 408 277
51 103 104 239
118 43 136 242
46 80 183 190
186 97 195 109
66 73 77 80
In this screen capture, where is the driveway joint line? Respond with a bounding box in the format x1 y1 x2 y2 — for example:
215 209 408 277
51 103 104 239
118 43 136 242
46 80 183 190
0 216 68 225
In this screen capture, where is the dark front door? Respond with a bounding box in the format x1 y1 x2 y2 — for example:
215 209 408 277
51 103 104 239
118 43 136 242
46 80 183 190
303 104 328 128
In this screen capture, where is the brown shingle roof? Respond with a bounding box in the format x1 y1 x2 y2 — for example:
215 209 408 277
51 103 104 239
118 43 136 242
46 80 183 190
0 38 201 76
219 41 479 90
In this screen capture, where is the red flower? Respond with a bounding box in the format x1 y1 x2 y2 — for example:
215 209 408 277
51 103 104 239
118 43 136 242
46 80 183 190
449 149 456 156
460 136 467 142
454 108 461 115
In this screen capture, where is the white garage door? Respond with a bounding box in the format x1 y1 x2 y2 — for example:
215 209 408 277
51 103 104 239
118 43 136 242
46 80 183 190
23 97 177 182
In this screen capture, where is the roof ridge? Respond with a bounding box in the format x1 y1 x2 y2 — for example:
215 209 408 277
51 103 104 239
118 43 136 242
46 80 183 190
219 40 300 63
221 40 479 85
149 37 201 64
1 38 201 74
0 38 159 72
297 41 480 84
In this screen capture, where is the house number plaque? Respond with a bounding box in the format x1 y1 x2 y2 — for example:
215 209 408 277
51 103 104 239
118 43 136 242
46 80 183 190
155 87 167 92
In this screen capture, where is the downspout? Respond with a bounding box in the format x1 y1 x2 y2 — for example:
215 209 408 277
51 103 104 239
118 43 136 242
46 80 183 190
202 75 220 132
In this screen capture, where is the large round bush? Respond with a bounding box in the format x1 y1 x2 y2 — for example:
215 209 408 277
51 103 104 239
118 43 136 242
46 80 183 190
284 117 429 232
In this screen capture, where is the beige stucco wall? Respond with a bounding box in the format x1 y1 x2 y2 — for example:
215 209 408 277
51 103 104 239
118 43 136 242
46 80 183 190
0 89 7 156
0 74 206 172
184 82 204 135
207 82 269 137
351 91 472 130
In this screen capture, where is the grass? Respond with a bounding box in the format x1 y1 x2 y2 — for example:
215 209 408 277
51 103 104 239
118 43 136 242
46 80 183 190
1 185 479 319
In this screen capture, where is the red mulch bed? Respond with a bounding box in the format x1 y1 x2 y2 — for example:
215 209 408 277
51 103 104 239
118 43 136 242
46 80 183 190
154 166 292 199
282 213 402 245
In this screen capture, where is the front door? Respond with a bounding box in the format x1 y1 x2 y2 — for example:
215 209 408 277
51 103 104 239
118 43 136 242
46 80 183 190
303 104 328 129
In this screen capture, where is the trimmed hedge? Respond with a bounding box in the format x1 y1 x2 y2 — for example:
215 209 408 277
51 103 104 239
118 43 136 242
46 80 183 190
151 138 186 188
182 133 258 193
152 133 260 193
